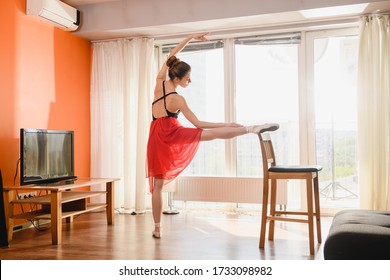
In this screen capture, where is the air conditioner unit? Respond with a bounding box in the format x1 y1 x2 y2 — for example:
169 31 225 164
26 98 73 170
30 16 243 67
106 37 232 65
26 0 80 31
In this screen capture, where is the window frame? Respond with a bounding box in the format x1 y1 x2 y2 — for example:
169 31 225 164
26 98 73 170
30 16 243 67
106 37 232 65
304 27 359 212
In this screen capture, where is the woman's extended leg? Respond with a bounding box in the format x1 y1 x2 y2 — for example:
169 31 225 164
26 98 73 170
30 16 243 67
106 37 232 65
200 124 278 141
152 178 164 238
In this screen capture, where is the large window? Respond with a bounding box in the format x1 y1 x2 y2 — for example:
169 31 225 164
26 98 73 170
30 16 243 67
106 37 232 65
234 40 301 208
235 42 300 177
161 28 360 210
310 32 359 209
177 48 226 176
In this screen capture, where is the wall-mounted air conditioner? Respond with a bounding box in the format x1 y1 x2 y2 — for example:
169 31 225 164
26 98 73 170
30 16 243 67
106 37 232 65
26 0 80 31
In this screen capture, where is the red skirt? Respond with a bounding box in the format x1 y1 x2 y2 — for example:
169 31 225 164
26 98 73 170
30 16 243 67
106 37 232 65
147 117 202 192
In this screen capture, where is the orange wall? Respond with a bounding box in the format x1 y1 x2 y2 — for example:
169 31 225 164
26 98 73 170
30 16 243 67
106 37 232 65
0 1 91 186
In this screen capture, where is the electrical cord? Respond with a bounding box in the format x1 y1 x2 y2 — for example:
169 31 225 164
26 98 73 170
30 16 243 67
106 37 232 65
12 158 49 231
13 158 20 186
14 158 21 201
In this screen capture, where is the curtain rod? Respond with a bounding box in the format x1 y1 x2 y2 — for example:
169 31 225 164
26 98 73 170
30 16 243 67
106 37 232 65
91 36 153 44
362 11 390 17
161 39 223 48
361 12 389 19
360 12 389 23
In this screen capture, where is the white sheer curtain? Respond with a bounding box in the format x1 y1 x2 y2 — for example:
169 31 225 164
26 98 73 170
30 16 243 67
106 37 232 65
90 38 154 212
357 14 390 210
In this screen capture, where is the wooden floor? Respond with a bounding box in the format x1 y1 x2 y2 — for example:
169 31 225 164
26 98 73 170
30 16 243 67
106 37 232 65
0 209 331 260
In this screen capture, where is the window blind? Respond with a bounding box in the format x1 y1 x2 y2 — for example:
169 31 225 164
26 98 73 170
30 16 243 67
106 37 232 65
162 40 224 54
235 32 301 45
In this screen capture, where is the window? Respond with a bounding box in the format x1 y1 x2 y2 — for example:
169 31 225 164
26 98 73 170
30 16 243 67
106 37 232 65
160 28 360 211
235 42 300 177
310 31 359 209
176 48 226 176
234 40 301 208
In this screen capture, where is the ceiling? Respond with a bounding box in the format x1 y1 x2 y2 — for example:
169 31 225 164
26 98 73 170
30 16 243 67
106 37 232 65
61 0 390 41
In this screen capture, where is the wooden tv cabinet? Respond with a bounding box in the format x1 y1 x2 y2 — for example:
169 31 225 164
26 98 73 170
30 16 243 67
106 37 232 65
3 178 118 245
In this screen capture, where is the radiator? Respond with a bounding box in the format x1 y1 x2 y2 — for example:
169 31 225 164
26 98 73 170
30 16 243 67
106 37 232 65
171 176 287 205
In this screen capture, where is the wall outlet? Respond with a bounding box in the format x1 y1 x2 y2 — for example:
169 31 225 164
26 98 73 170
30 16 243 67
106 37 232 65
17 191 37 200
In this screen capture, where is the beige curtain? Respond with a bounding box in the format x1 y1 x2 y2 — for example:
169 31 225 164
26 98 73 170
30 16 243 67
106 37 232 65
357 14 390 210
90 38 154 212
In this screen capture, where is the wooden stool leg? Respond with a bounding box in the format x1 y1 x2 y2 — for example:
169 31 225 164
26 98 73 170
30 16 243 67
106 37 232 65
268 178 277 241
306 176 315 255
259 177 269 248
313 175 322 243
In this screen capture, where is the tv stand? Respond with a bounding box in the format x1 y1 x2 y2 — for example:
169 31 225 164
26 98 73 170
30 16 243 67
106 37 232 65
3 178 118 245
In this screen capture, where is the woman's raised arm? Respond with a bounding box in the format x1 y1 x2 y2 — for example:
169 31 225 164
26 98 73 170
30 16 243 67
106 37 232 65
156 33 209 80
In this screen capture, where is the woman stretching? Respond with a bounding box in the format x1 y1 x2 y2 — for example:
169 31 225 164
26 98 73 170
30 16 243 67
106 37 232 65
147 33 278 238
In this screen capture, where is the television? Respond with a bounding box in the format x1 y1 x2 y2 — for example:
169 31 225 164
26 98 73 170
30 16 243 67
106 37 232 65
20 128 76 185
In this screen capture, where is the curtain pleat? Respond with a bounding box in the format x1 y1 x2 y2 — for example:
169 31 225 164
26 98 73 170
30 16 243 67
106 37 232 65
357 14 390 210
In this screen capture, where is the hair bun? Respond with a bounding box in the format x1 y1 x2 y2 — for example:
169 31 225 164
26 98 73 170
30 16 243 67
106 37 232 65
166 56 180 69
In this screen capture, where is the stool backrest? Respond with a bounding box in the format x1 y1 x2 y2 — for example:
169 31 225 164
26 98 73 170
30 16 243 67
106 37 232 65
258 133 276 174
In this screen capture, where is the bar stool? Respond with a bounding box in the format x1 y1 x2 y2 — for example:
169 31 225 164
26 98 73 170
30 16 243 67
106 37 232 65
258 132 322 255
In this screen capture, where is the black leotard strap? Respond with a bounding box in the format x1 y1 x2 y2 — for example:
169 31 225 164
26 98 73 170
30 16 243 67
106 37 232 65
152 92 177 105
151 81 180 120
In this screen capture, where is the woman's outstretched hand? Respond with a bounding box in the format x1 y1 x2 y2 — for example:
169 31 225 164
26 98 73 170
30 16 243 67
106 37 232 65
192 32 209 42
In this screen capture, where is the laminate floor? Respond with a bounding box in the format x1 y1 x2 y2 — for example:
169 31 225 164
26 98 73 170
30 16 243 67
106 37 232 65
0 209 331 260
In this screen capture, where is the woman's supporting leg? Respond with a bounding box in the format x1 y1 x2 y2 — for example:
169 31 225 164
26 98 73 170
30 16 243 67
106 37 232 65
152 178 164 238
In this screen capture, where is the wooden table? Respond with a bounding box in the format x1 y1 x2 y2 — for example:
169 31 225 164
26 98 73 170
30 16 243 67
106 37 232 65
3 178 118 245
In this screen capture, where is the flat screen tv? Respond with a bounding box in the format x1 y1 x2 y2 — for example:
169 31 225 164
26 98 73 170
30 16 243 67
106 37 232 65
20 128 76 185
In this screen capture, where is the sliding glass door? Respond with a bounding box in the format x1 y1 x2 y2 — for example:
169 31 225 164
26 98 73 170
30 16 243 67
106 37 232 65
307 29 359 210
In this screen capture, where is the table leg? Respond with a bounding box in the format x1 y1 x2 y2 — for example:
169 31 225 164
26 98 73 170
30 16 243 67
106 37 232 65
50 191 62 245
4 190 13 242
106 181 114 225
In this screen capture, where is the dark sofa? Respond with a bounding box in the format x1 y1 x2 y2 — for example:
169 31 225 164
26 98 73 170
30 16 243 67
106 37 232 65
324 209 390 260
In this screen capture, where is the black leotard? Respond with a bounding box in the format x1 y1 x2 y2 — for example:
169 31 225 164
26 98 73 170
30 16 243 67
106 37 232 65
152 81 181 120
